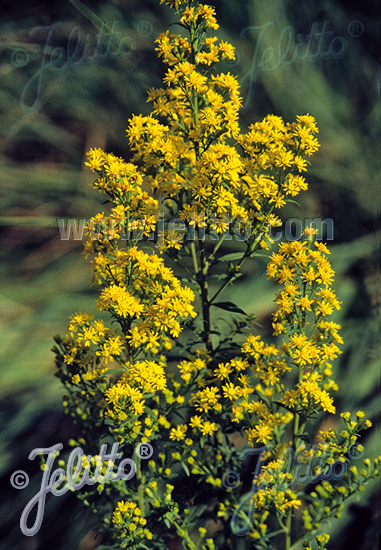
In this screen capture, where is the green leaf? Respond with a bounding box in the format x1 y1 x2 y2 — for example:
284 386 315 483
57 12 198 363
99 368 125 378
286 199 301 206
274 401 294 412
301 494 319 504
211 301 247 315
186 504 208 522
181 462 190 476
297 433 312 444
251 253 271 258
217 252 243 262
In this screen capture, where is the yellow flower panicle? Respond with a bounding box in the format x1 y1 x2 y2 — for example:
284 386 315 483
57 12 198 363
52 3 379 550
112 501 153 546
182 234 343 450
93 247 196 353
124 1 320 252
84 149 158 246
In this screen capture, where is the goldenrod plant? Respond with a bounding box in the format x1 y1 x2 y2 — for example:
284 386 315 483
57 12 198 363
52 1 380 549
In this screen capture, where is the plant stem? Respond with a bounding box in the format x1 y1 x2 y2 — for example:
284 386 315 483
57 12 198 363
209 249 250 304
190 240 199 274
199 244 212 354
285 512 292 550
135 455 146 515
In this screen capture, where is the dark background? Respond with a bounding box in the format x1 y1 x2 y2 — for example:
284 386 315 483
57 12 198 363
0 0 379 548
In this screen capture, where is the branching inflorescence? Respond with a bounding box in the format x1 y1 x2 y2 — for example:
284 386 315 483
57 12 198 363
52 1 379 549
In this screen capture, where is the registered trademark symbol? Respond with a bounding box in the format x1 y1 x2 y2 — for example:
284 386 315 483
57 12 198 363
137 20 153 37
347 20 364 37
136 442 153 459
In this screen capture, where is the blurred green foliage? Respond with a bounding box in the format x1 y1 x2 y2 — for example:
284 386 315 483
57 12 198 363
0 0 379 548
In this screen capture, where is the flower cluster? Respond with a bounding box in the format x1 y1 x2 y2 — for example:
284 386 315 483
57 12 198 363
268 239 341 332
84 149 158 246
112 501 153 547
302 455 380 532
125 4 320 252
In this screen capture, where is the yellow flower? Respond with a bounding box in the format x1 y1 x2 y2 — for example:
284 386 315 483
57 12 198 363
222 382 241 400
200 421 218 436
189 415 203 429
214 362 233 380
169 424 187 441
193 386 220 413
247 423 274 445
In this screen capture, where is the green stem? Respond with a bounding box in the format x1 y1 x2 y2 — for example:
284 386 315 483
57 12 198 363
293 413 300 450
199 244 212 354
209 206 275 304
209 249 250 304
285 512 292 550
284 388 303 549
190 240 199 274
135 455 146 515
208 232 226 265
